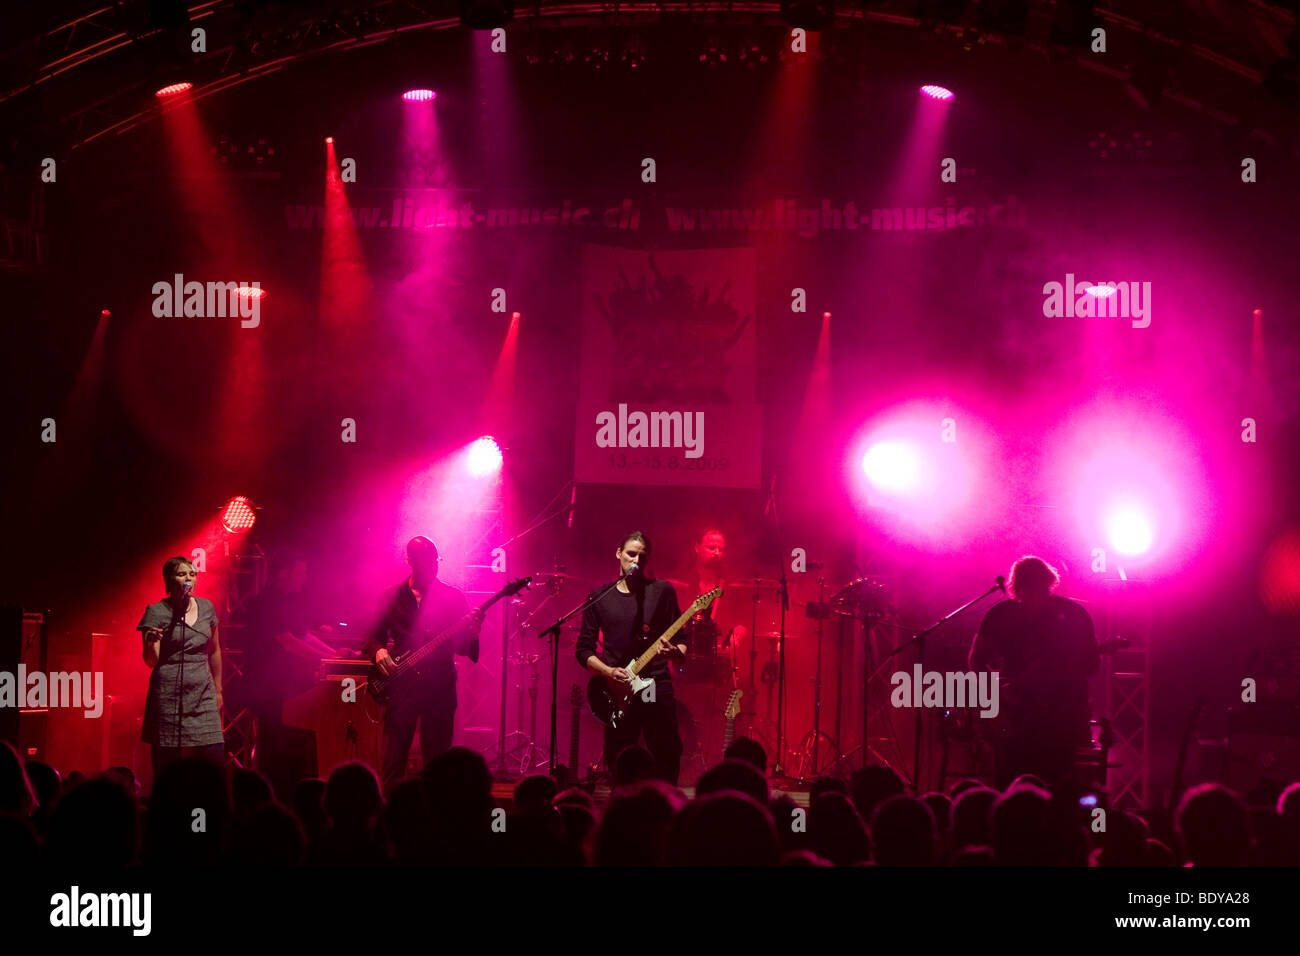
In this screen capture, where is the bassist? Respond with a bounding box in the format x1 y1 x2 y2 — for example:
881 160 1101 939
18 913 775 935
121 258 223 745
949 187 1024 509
577 531 685 785
364 536 484 795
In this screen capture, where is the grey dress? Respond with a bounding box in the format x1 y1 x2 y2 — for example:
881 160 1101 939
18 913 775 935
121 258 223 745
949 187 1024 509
138 597 225 747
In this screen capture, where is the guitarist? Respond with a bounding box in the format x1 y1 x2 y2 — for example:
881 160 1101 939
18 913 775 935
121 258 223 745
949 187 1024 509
577 531 686 785
968 556 1099 789
364 536 484 795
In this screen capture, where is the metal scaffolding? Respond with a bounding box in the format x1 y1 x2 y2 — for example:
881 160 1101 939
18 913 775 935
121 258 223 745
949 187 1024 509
1099 577 1151 810
219 542 265 768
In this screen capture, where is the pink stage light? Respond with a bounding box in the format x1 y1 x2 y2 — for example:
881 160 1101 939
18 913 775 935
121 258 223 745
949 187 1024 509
466 437 503 476
1054 402 1215 573
846 402 987 545
155 82 193 98
920 85 954 101
862 442 921 494
221 496 257 533
1086 283 1117 297
402 89 436 102
1106 505 1153 555
235 286 266 299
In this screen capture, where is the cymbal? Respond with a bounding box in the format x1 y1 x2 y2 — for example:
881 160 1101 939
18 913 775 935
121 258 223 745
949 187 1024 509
519 620 579 633
831 576 890 602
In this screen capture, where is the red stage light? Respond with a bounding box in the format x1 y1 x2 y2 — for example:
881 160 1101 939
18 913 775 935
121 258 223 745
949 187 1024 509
155 82 193 98
235 286 266 299
402 89 436 102
221 496 257 533
325 136 334 144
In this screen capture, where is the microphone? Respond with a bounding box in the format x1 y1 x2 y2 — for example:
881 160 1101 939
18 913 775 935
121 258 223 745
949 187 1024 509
995 575 1006 596
624 563 640 578
567 484 576 529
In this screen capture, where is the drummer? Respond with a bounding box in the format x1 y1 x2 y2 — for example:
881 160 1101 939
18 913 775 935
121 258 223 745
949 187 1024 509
682 528 749 675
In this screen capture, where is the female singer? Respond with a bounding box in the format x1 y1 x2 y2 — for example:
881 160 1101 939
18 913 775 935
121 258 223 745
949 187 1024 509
138 556 225 775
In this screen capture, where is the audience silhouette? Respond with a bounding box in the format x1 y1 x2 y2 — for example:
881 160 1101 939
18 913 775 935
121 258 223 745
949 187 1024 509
4 733 1294 867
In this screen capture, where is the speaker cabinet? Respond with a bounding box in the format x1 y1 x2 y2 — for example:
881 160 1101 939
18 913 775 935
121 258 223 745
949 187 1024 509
1 609 48 755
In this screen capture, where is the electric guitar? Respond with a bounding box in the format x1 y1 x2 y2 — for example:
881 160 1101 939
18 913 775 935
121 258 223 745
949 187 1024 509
722 689 744 753
365 577 531 706
587 587 721 727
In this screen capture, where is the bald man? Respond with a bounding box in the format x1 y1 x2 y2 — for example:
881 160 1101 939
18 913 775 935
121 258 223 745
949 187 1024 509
364 536 484 794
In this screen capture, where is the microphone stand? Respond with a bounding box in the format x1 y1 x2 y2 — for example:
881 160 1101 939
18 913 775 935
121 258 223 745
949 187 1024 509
171 586 193 755
877 579 1003 793
773 562 791 781
484 479 575 779
764 476 794 783
536 576 628 776
811 573 825 777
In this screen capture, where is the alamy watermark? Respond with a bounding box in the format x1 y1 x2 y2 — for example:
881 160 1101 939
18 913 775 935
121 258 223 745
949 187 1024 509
0 667 104 718
50 886 150 936
594 404 704 459
1042 273 1151 328
890 664 1000 718
152 273 262 328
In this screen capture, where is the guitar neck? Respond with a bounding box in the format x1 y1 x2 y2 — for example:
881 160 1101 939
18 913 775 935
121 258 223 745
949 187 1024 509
723 717 736 751
400 590 503 670
628 602 698 677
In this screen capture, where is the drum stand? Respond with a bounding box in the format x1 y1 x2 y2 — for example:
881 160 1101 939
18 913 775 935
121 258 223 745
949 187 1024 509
792 575 841 781
487 570 564 779
499 648 549 775
839 621 898 775
742 639 782 755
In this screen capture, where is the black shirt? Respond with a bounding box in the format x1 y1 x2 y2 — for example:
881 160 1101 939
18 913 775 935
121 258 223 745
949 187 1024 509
969 595 1099 726
576 579 683 684
363 578 478 687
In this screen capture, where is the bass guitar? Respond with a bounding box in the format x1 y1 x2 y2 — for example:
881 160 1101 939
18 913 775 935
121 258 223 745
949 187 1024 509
365 577 531 706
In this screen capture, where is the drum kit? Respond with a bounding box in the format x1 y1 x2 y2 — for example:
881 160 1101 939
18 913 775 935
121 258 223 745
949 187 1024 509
667 571 912 784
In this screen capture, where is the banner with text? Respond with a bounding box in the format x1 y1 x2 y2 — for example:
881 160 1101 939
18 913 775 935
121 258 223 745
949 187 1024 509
575 245 761 488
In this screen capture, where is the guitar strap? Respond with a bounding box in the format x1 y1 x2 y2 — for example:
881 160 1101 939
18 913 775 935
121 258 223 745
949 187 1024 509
641 583 677 656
